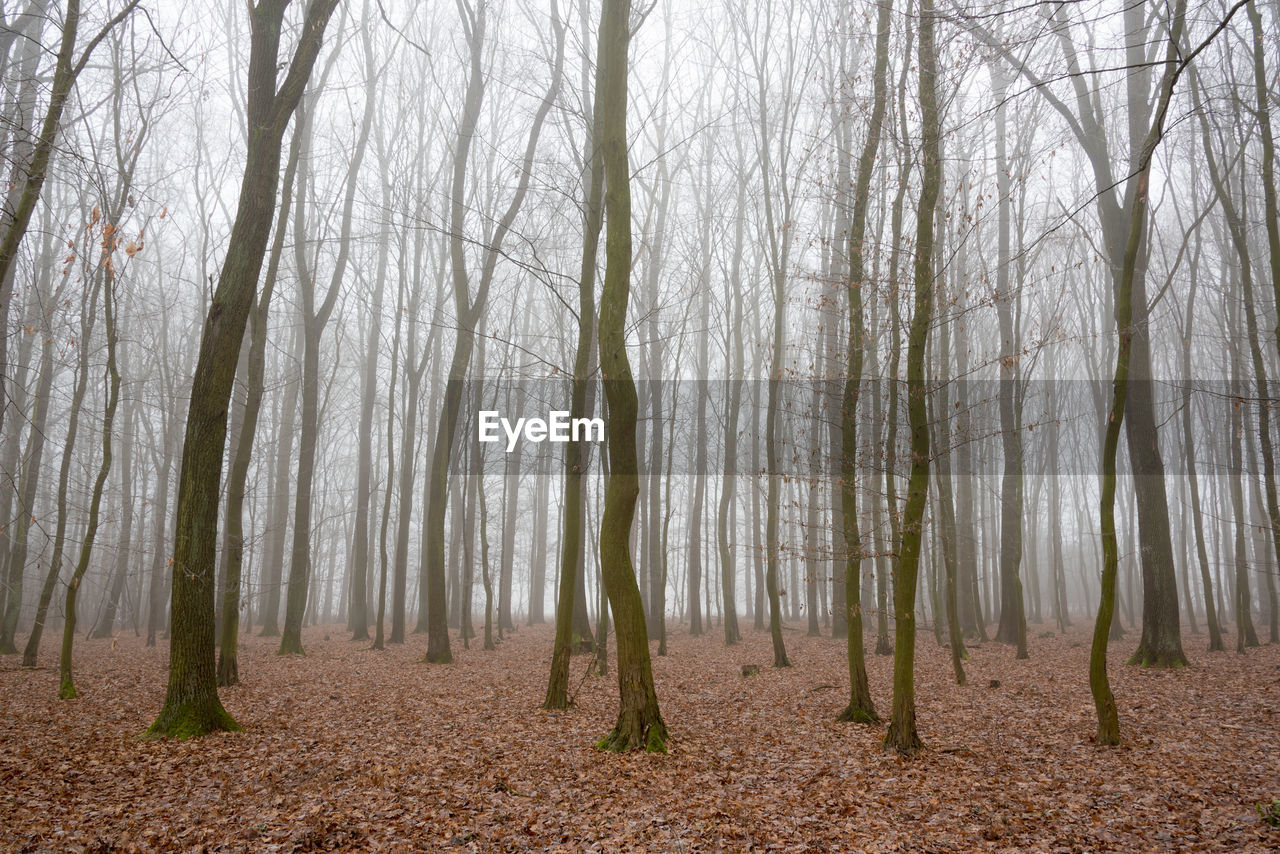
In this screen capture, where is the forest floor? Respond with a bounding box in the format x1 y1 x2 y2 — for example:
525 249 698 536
1 619 1278 852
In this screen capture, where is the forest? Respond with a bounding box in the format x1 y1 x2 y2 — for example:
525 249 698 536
1 0 1279 849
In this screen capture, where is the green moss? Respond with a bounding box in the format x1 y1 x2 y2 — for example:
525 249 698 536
58 682 77 700
594 723 668 754
836 706 879 725
1126 647 1189 669
1257 798 1280 829
142 698 242 740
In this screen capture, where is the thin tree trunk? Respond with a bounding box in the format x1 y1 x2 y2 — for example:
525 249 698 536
593 0 666 752
836 0 891 724
885 0 939 755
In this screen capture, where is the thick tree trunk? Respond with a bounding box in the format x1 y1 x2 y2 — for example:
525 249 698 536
147 0 338 738
217 118 300 684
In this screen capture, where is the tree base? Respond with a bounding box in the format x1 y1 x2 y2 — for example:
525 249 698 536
144 697 241 740
875 636 893 656
217 657 239 687
836 703 879 725
543 693 570 711
422 650 453 664
884 723 923 755
596 719 667 753
1127 645 1188 668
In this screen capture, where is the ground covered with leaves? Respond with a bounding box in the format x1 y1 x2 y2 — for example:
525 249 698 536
2 620 1278 851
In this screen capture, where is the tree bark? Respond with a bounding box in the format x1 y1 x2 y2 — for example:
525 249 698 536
146 0 338 738
836 0 891 725
593 0 666 753
884 0 939 756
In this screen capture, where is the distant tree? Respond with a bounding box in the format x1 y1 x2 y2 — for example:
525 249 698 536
545 19 605 709
423 0 563 663
0 0 139 446
60 206 127 699
280 25 372 655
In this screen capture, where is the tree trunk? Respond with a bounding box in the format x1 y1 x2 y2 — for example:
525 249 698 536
217 115 300 684
836 0 891 724
989 59 1028 658
593 0 666 753
91 399 135 640
23 262 101 665
545 70 604 708
147 0 338 738
60 218 124 699
1092 0 1201 743
885 0 939 755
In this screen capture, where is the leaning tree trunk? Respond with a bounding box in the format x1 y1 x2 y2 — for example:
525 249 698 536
1091 0 1207 743
147 0 339 739
217 118 300 684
